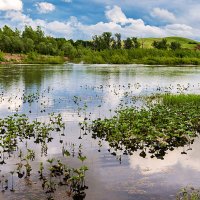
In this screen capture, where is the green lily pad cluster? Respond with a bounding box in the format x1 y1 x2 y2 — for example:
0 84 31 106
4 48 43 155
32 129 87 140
91 94 200 159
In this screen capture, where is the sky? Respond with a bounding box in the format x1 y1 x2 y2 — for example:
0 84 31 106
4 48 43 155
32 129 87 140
0 0 200 40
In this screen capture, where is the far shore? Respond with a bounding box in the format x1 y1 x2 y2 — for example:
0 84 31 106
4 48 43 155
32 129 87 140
1 53 200 66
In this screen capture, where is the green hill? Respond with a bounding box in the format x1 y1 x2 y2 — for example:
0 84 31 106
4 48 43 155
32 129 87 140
138 37 199 49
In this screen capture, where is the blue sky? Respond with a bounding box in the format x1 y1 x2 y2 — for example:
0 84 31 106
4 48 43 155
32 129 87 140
0 0 200 40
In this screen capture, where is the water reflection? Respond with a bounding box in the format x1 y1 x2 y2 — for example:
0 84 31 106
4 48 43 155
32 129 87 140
129 139 200 175
0 64 200 199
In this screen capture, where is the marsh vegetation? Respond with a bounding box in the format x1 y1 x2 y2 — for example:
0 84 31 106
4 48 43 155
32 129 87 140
0 64 200 199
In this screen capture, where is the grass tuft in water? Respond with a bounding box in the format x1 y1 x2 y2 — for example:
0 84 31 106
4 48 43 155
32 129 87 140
162 94 200 106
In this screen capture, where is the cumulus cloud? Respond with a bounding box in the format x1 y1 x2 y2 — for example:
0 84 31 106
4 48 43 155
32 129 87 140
151 8 176 23
1 5 199 40
0 0 22 11
105 5 144 27
35 2 55 14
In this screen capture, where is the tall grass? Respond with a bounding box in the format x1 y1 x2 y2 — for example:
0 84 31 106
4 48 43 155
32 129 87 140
73 48 200 65
25 52 65 64
0 51 4 62
162 94 200 106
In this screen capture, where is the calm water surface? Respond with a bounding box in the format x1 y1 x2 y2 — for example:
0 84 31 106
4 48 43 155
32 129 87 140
0 64 200 200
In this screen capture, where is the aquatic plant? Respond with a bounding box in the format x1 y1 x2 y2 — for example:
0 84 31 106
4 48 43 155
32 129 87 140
40 157 88 200
177 187 200 200
91 94 200 159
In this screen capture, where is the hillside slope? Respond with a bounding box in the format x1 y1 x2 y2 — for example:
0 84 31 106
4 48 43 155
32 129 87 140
138 37 199 49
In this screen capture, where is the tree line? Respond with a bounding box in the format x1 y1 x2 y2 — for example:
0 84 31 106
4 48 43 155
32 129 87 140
0 25 76 57
0 25 183 56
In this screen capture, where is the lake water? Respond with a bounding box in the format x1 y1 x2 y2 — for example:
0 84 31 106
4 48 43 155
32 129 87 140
0 64 200 200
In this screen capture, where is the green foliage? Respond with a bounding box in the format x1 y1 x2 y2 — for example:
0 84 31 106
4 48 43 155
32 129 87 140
61 42 77 58
91 94 200 159
114 33 122 49
139 37 199 49
162 94 200 106
23 38 34 53
124 37 133 49
177 187 200 200
25 52 65 64
92 32 113 51
170 41 182 51
0 51 4 61
0 25 200 65
152 39 168 49
0 25 70 60
74 47 200 65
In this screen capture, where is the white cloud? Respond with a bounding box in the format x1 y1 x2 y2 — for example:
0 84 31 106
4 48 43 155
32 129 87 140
0 0 22 11
105 5 144 26
35 2 55 14
1 5 200 41
105 5 129 24
5 11 32 24
164 24 194 38
151 8 176 23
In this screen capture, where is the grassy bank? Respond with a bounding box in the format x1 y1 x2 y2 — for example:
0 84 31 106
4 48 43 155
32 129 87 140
24 52 65 64
72 48 200 65
2 45 200 65
0 52 66 64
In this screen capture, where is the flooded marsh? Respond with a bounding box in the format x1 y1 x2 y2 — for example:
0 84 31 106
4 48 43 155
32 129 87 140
0 64 200 200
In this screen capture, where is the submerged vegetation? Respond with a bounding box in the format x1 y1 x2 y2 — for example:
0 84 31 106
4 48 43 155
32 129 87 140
1 62 200 199
0 112 88 200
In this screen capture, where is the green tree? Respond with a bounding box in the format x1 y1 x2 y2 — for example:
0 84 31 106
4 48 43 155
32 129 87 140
61 42 76 58
170 42 181 51
92 35 101 51
22 26 37 41
37 42 48 54
11 36 24 53
152 39 168 50
2 25 15 37
23 38 35 53
132 37 140 48
35 26 45 44
115 33 122 49
0 35 12 52
22 26 44 45
124 37 133 49
101 32 112 49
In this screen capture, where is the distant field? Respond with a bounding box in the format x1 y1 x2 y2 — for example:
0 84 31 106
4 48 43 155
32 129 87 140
138 37 200 49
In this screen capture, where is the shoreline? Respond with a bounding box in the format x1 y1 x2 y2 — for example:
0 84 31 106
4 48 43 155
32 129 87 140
1 61 200 67
1 53 200 66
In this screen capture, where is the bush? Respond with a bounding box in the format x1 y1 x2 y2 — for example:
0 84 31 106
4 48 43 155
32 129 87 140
25 52 65 64
0 51 4 61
